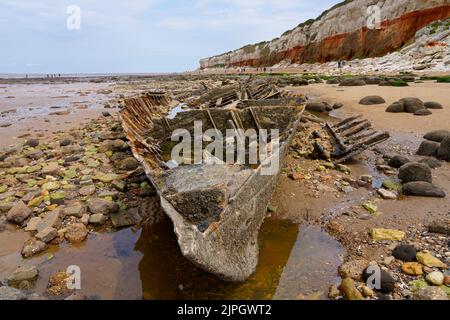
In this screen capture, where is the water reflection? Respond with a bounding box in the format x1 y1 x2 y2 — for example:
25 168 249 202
133 199 344 300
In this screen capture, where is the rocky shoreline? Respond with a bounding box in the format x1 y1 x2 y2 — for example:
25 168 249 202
0 75 449 300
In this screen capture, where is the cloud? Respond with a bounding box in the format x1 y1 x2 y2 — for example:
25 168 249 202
0 0 341 73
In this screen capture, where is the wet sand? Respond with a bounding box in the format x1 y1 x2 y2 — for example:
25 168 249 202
0 77 448 300
292 82 450 135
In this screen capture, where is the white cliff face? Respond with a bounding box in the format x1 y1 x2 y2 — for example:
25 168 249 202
200 0 450 69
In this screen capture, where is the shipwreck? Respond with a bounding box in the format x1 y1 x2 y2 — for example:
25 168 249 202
121 83 305 281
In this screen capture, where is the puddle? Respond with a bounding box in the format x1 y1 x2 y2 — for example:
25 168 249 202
0 204 344 300
167 104 187 120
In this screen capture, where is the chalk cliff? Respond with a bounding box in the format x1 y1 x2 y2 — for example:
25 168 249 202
199 0 450 69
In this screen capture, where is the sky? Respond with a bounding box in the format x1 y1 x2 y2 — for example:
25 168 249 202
0 0 341 74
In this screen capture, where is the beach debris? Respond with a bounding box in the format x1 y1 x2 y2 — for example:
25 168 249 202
311 116 390 164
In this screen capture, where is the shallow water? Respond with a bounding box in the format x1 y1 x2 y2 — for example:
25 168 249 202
0 199 345 300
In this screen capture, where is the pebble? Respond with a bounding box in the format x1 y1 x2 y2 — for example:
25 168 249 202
88 198 119 215
7 266 39 283
377 188 397 200
65 223 89 243
338 259 368 280
35 227 58 243
414 287 448 300
21 238 47 258
425 271 445 286
339 278 363 300
402 262 424 276
392 244 417 262
89 213 107 225
0 286 27 300
6 200 32 225
416 251 447 268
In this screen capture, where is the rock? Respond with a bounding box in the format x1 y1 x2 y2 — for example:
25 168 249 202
388 155 410 168
88 198 119 215
403 182 446 198
359 95 386 105
140 181 155 197
65 223 88 243
392 244 417 262
36 209 61 233
332 102 344 109
64 204 86 218
339 278 363 300
79 185 96 196
361 286 375 297
371 228 406 241
362 268 395 293
21 238 47 258
402 262 424 276
110 208 141 228
414 287 448 300
427 220 450 235
377 188 397 200
24 139 39 148
25 217 42 232
6 201 32 225
419 157 442 169
362 202 378 214
444 276 450 286
336 164 351 174
35 227 58 243
81 214 90 225
305 102 327 113
0 286 27 300
7 266 39 283
399 97 425 113
41 162 60 176
339 78 366 86
424 130 450 142
437 137 450 161
112 180 126 192
328 285 341 299
102 111 111 117
426 271 444 286
119 157 140 171
59 139 72 147
398 163 432 183
92 173 120 183
416 252 447 268
386 102 405 113
409 279 429 292
89 213 107 225
47 272 70 296
338 259 368 280
424 101 443 109
414 109 432 116
382 179 402 191
417 140 440 156
42 181 60 191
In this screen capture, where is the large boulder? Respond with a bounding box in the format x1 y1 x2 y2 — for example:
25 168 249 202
437 137 450 161
399 97 425 113
403 182 446 198
388 155 410 168
339 78 366 86
416 140 440 157
305 102 327 113
424 130 450 142
424 101 443 109
398 163 432 183
386 102 404 113
359 95 386 105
